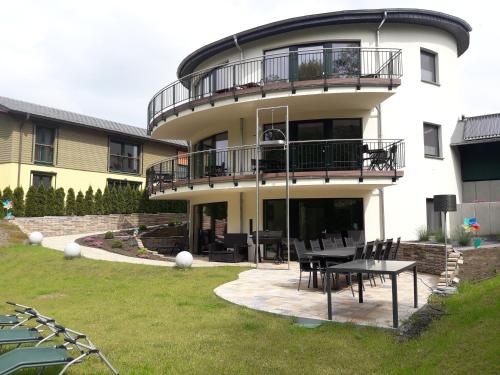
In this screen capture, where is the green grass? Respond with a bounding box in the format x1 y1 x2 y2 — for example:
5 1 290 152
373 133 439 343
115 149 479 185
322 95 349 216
0 245 499 374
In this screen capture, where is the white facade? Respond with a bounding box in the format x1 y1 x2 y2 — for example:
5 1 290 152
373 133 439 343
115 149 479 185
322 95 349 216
147 9 471 250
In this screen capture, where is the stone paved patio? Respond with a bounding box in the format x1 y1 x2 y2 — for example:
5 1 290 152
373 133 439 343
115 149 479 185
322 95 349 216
215 266 438 328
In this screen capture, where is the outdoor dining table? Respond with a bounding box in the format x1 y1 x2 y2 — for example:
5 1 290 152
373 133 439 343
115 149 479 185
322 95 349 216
325 260 418 328
304 247 356 288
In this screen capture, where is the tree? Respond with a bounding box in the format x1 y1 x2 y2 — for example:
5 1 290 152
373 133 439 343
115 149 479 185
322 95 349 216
101 187 112 215
75 190 85 216
83 186 94 215
115 187 126 214
54 188 65 215
94 188 103 215
25 186 38 217
35 185 47 217
66 188 76 216
12 187 25 217
123 186 134 214
45 187 56 216
2 186 13 202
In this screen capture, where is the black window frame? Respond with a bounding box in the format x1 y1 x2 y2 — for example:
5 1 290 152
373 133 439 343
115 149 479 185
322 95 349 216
31 171 55 188
106 178 142 190
420 48 439 84
108 139 141 175
34 125 56 165
423 122 442 158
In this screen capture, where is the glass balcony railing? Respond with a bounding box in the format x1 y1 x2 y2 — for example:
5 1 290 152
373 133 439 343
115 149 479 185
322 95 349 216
146 138 405 194
147 48 403 133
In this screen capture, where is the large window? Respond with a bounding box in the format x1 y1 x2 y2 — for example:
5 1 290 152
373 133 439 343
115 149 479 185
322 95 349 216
109 140 140 174
31 172 54 188
423 123 441 157
34 126 55 164
107 178 142 190
421 49 438 83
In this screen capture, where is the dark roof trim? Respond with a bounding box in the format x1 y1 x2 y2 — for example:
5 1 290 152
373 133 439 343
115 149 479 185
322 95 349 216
177 8 471 78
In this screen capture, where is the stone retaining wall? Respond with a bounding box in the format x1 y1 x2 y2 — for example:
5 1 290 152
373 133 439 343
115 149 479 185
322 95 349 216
397 242 451 275
12 213 188 237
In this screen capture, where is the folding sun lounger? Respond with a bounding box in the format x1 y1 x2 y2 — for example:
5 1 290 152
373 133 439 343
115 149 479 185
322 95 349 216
0 302 42 329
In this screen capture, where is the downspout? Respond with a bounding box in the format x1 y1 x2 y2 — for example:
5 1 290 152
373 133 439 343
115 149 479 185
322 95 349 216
233 34 243 60
376 11 387 240
17 113 30 187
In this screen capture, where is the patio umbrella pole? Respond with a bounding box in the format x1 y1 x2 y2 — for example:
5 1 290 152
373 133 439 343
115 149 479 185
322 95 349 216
285 106 290 270
255 109 260 269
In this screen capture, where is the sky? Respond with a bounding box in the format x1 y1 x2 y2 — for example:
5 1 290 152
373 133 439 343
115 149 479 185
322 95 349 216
0 0 497 128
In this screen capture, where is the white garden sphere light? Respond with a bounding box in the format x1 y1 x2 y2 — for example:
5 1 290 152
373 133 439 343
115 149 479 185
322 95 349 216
64 242 81 259
28 231 43 245
175 251 193 268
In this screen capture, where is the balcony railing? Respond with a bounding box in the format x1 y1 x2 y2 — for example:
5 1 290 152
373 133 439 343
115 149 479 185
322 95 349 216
147 48 403 133
146 139 405 194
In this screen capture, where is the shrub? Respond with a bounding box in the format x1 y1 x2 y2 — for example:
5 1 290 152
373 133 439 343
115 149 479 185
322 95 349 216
94 188 104 215
138 224 148 231
111 240 123 248
435 230 446 243
45 187 57 216
75 190 85 216
25 186 38 217
416 226 430 241
101 187 112 215
13 187 25 217
2 186 13 202
453 226 472 247
137 248 148 257
104 231 114 239
65 188 76 215
83 186 94 215
54 188 65 216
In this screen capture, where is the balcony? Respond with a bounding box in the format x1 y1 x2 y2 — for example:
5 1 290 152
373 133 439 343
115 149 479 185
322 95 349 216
146 139 405 196
148 48 403 135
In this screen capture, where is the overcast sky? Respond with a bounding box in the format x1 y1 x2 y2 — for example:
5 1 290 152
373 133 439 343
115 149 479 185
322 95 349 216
0 0 496 128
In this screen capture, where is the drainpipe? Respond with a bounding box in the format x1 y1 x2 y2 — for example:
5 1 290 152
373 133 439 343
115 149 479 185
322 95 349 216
376 11 387 240
17 113 30 187
233 35 243 60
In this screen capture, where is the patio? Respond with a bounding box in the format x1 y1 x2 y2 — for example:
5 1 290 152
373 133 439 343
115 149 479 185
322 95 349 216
215 265 438 329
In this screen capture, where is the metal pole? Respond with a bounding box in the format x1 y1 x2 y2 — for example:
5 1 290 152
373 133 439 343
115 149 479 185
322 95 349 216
255 110 260 268
444 212 448 286
285 106 290 270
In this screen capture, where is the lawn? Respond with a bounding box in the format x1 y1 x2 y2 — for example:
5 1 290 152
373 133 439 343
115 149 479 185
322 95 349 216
0 244 498 375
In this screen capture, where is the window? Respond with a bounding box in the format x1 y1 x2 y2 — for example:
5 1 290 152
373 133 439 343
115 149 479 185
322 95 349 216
34 126 55 164
107 179 142 190
109 140 140 174
423 123 441 157
421 49 438 83
32 172 54 188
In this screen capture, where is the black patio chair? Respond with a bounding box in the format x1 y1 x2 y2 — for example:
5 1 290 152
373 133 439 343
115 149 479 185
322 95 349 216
343 237 355 247
334 237 345 248
309 239 322 252
321 238 336 250
391 237 401 260
363 241 376 287
294 239 322 291
382 238 394 260
209 233 248 263
347 230 365 245
373 241 384 260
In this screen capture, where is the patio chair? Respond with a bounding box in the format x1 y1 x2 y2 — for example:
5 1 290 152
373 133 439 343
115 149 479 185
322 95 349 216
309 239 322 252
0 302 41 329
373 241 384 260
294 239 322 291
363 242 375 287
391 237 401 260
347 230 365 245
209 233 248 263
382 239 394 260
0 324 119 375
343 237 355 247
333 237 345 248
0 315 57 348
321 238 336 250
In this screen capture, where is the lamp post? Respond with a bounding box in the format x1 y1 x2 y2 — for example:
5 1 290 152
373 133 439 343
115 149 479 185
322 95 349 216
255 106 290 270
433 194 457 286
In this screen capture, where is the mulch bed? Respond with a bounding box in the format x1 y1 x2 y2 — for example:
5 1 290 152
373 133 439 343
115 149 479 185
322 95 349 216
459 247 499 282
397 301 445 341
75 232 169 262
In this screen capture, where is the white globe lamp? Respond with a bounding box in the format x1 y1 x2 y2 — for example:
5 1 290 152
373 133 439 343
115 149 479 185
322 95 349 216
28 231 43 245
64 242 81 259
175 251 193 269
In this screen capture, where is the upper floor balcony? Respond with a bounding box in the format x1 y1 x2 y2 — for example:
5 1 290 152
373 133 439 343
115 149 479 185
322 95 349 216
148 48 402 137
146 138 405 197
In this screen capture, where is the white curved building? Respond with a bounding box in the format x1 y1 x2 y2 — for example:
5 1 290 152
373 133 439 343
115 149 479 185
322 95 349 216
146 9 471 260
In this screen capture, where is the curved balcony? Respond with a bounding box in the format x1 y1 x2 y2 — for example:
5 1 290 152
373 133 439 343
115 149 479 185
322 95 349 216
146 138 405 196
147 48 403 135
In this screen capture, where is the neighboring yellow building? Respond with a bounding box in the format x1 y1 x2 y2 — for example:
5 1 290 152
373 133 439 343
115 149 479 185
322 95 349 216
0 96 186 192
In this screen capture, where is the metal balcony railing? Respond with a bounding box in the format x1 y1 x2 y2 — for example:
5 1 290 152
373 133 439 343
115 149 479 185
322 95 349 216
147 48 403 133
146 139 405 194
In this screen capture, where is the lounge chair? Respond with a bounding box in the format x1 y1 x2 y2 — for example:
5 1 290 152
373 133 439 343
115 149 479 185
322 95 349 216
0 323 119 375
0 302 39 329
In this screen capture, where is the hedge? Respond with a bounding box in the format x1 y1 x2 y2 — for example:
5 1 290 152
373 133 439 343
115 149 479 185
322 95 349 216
0 185 187 217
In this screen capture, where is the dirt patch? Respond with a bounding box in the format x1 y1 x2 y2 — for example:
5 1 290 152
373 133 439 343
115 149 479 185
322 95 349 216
36 292 67 300
0 221 28 247
460 247 499 282
398 301 445 341
75 232 169 262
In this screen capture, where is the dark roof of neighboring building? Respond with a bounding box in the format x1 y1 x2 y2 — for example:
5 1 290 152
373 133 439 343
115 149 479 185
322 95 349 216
177 8 472 78
0 96 186 148
463 114 500 141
